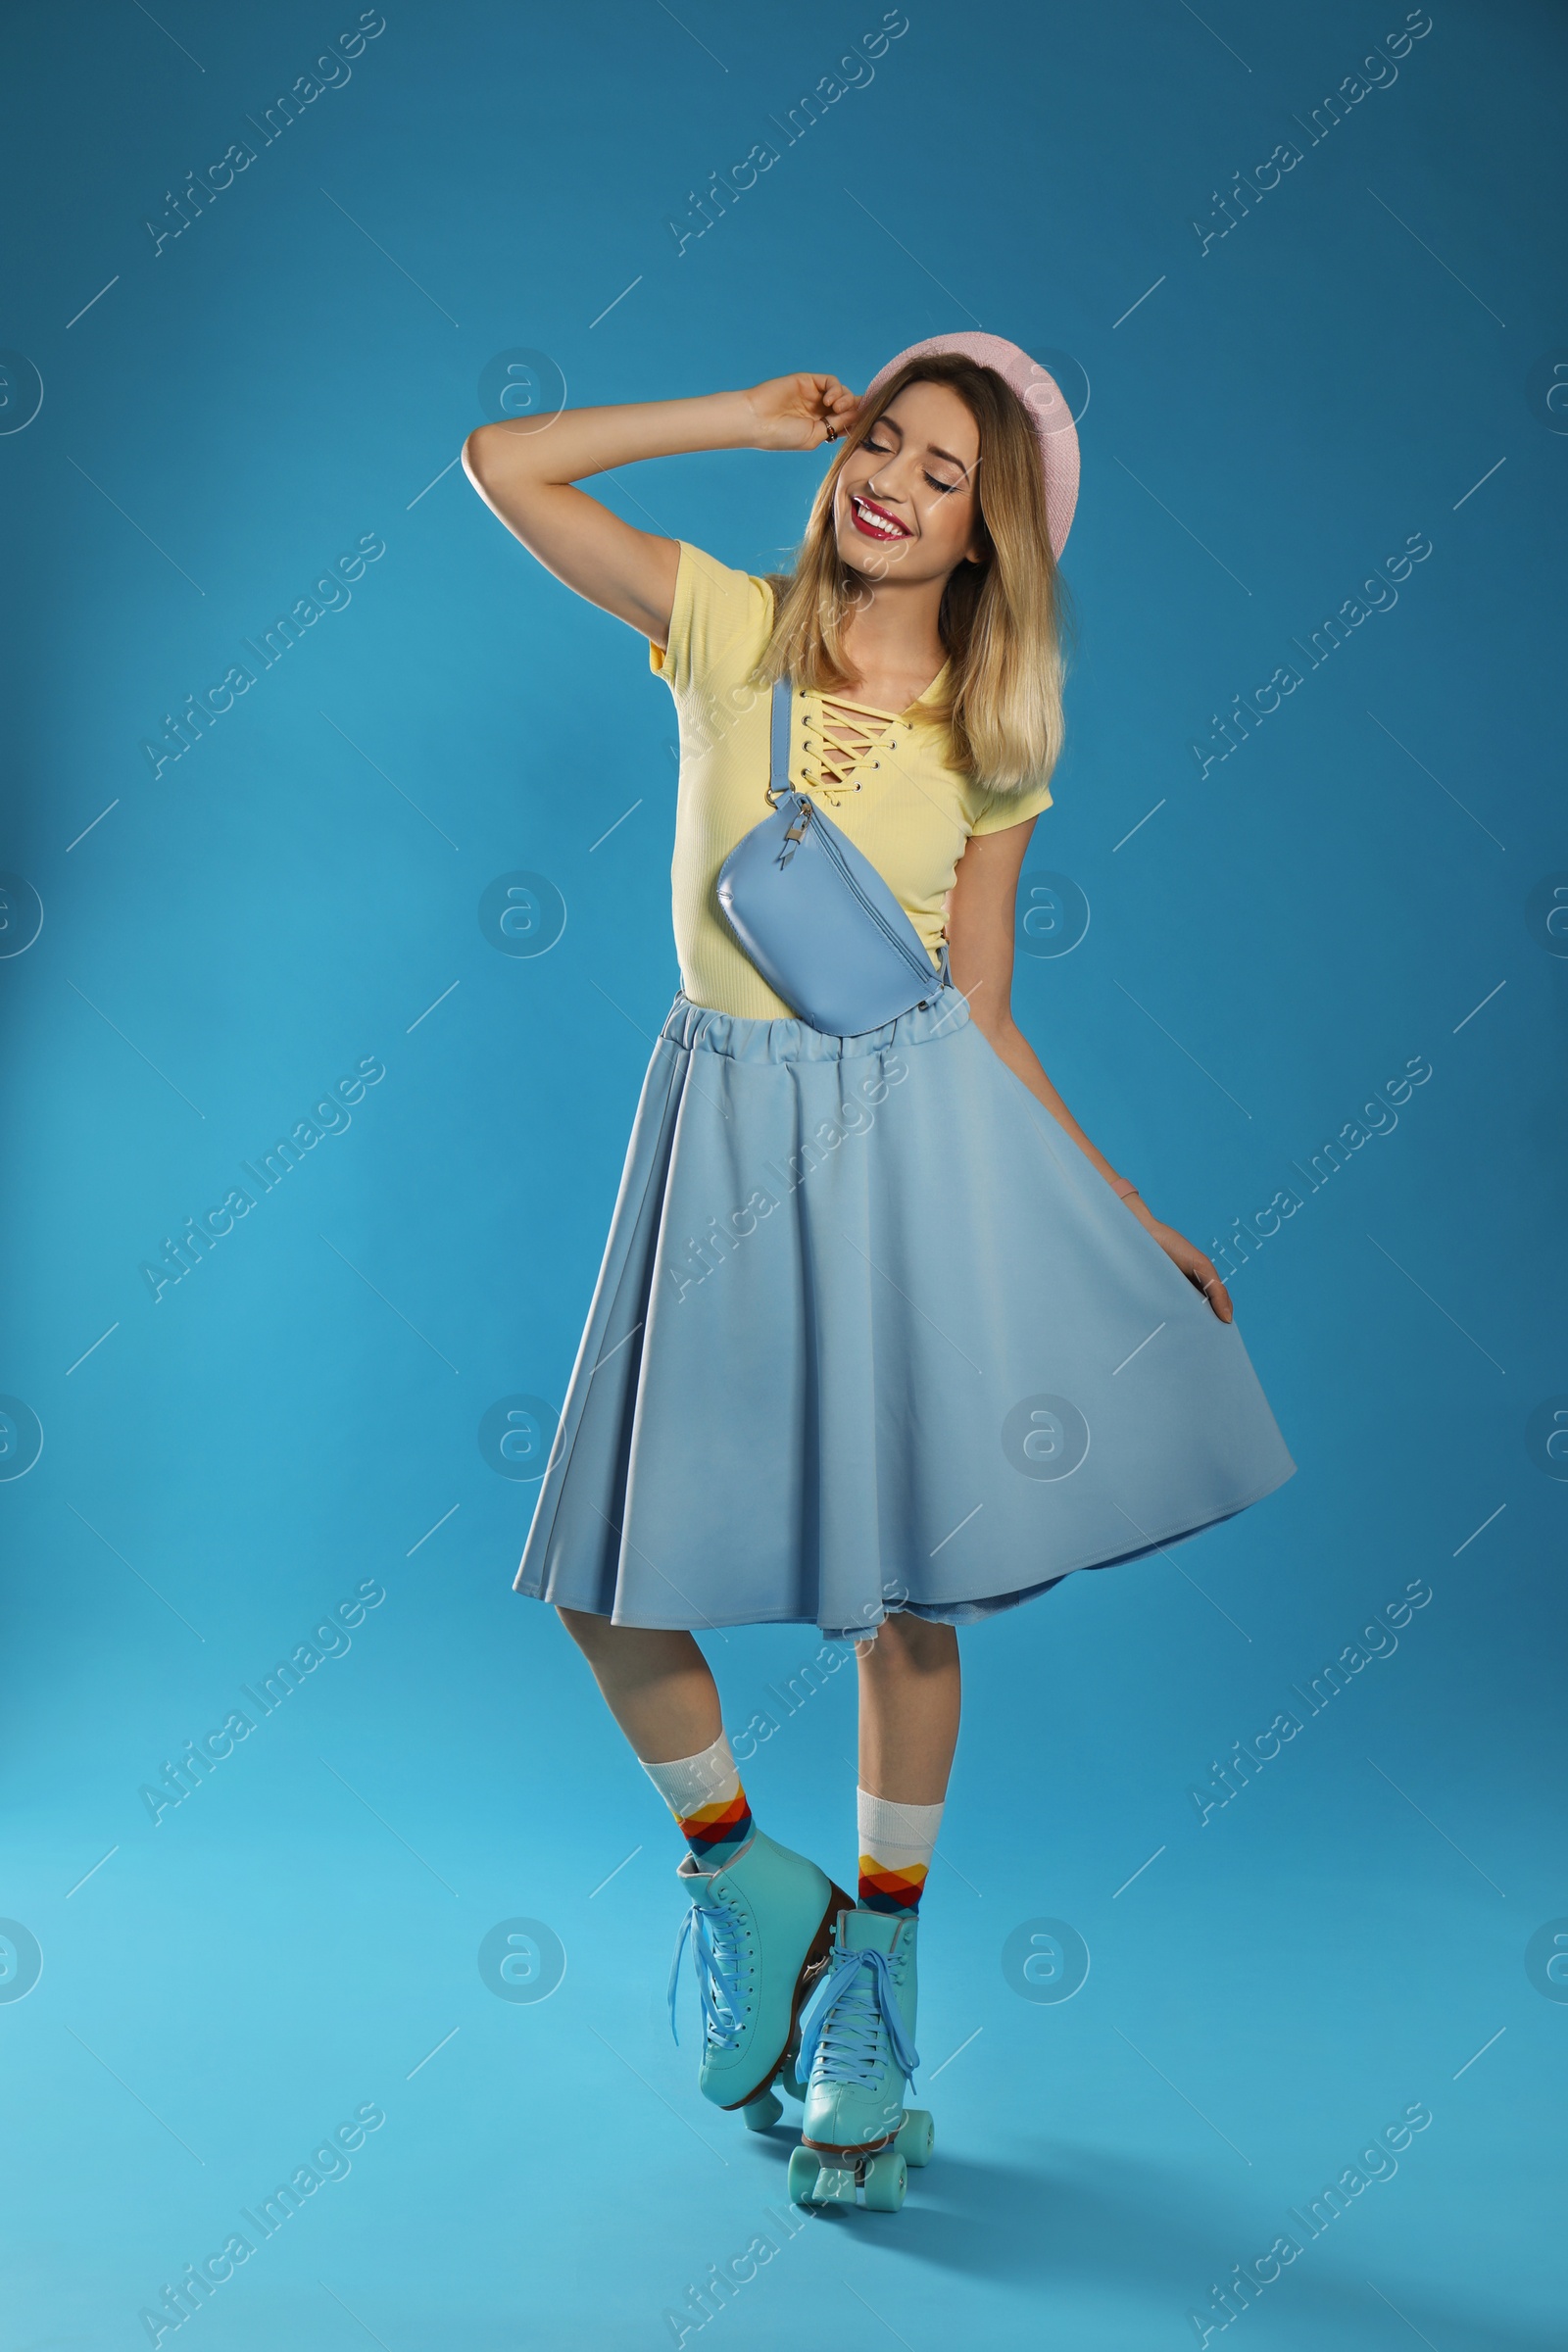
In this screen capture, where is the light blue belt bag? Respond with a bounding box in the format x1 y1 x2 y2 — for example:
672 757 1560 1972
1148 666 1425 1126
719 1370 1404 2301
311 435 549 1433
716 682 949 1037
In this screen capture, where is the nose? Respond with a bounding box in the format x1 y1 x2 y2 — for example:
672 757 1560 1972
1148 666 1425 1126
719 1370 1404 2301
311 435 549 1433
865 459 910 503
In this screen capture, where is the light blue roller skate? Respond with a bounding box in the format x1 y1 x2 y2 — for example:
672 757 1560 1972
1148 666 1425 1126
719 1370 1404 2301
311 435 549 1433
668 1830 850 2129
788 1905 934 2213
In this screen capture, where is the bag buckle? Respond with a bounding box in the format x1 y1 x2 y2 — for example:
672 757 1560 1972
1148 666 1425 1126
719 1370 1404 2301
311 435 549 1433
774 799 812 867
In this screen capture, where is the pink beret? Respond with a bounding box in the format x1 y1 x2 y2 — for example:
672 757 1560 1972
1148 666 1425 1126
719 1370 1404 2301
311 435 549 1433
861 330 1080 557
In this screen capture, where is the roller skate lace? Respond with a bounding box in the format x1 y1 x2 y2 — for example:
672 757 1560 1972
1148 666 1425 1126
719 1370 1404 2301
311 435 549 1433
667 1894 752 2052
799 1945 919 2089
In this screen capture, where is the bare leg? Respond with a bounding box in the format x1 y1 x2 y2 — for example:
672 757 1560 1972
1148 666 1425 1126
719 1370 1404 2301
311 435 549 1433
856 1613 961 1803
558 1606 721 1763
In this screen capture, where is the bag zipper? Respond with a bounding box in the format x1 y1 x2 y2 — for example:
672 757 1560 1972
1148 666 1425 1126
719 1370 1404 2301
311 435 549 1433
796 801 939 985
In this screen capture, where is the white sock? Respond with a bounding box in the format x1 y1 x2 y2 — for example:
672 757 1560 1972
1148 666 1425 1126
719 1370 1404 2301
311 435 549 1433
858 1789 943 1913
641 1731 753 1863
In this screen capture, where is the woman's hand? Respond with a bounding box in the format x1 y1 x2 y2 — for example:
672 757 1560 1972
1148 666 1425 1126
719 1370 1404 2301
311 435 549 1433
1140 1212 1233 1322
743 372 859 452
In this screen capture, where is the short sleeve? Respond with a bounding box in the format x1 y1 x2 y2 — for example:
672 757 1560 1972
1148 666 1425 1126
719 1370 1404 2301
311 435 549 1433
968 775 1054 836
648 540 773 702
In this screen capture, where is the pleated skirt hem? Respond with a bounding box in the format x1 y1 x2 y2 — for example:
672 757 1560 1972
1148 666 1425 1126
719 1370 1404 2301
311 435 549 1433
525 1457 1295 1641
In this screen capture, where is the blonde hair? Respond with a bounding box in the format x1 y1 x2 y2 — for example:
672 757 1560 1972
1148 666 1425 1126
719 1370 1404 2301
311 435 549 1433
755 353 1073 794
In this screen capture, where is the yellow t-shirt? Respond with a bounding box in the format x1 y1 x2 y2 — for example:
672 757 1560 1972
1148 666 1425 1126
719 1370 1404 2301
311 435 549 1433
650 541 1054 1020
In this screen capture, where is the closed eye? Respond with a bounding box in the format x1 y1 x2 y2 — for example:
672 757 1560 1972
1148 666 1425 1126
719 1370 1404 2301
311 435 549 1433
860 431 962 495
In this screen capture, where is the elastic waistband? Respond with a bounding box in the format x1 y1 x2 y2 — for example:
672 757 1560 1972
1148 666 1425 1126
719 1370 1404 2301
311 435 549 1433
660 986 970 1064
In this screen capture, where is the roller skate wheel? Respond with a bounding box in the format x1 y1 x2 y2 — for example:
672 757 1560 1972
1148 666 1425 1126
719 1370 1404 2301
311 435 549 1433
788 2146 821 2204
861 2149 907 2212
742 2089 783 2132
896 2108 934 2167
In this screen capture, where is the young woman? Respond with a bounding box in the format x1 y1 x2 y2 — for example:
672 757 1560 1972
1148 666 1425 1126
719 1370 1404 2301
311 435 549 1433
463 334 1293 2214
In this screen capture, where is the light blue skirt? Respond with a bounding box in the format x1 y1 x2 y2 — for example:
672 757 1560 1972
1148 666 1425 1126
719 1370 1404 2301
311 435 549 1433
515 987 1295 1641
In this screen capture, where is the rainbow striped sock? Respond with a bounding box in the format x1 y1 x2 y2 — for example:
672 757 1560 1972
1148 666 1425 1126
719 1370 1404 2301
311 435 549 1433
641 1733 755 1871
858 1790 943 1915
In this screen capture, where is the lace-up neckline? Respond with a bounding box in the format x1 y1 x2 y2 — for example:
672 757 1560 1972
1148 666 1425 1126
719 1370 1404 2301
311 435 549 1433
803 696 898 801
798 670 947 806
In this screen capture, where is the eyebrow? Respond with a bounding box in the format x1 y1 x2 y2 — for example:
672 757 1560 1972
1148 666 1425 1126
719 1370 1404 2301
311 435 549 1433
924 444 971 471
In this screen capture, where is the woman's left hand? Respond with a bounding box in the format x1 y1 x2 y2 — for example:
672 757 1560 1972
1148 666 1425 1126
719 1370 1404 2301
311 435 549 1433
1143 1214 1233 1322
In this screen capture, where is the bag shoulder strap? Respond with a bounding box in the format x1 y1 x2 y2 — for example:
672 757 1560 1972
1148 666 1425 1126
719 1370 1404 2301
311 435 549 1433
766 680 793 804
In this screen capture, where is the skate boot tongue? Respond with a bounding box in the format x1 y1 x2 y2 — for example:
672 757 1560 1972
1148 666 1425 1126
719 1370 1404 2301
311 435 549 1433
840 1906 906 1956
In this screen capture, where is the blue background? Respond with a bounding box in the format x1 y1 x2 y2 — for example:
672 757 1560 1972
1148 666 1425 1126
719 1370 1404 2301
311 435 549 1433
1 2 1563 2345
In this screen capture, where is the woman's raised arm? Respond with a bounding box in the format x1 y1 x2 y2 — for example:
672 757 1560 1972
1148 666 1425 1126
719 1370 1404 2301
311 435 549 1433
462 373 858 648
